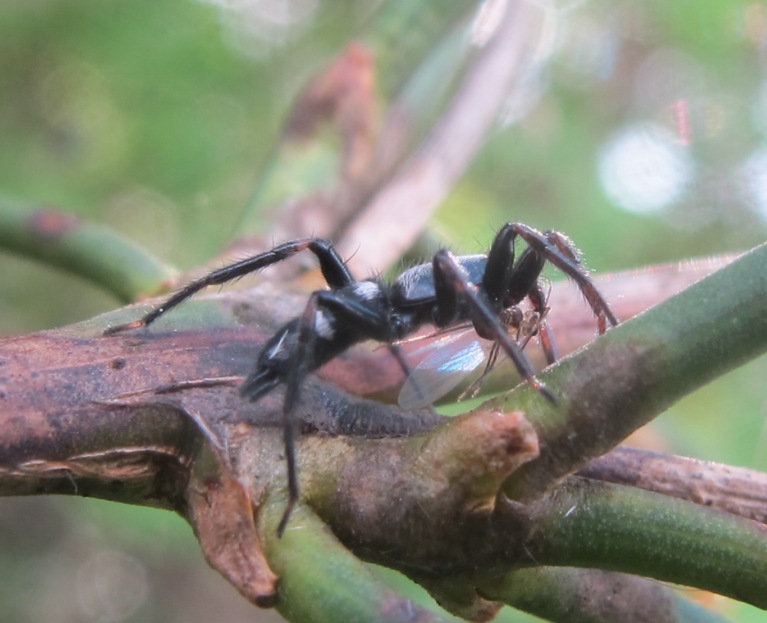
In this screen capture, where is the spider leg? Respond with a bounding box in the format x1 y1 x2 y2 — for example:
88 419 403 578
528 282 558 365
273 289 389 535
387 342 425 401
104 237 354 335
432 250 556 403
483 225 560 366
506 223 619 331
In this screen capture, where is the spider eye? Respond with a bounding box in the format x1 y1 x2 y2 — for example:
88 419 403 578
390 314 411 340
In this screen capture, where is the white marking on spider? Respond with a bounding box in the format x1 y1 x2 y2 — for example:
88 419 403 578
314 309 335 339
352 281 381 301
267 329 290 358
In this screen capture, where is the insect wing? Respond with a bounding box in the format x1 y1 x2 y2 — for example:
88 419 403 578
398 332 487 410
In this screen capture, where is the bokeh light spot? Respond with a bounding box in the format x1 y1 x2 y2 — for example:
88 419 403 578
738 146 767 222
598 122 695 215
77 549 149 622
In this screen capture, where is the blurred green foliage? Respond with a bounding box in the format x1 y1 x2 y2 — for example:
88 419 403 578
1 1 765 622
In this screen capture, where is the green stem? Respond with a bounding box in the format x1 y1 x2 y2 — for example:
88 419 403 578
503 243 767 501
513 478 767 608
259 499 463 623
484 566 731 623
0 197 176 303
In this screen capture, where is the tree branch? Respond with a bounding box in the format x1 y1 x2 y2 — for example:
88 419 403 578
1 246 764 619
580 445 767 524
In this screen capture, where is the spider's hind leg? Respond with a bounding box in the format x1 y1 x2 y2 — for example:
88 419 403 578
104 237 354 335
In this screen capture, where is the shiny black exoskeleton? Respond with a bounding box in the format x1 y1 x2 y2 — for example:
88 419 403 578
105 223 618 533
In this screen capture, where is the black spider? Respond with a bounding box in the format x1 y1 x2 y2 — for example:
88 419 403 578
105 222 618 534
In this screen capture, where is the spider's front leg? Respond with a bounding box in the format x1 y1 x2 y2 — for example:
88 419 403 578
508 223 619 332
484 223 559 365
270 288 391 536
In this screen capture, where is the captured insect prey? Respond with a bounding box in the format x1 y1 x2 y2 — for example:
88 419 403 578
104 223 619 535
397 304 553 410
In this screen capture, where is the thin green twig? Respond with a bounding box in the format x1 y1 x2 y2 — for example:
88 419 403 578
259 498 464 623
510 478 767 609
484 566 732 623
0 197 176 303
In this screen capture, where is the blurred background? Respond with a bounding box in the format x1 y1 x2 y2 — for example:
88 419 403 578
1 1 766 621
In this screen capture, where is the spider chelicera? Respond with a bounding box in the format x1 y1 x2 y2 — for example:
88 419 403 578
105 222 618 534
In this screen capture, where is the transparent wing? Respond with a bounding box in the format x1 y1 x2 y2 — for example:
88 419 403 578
398 330 488 410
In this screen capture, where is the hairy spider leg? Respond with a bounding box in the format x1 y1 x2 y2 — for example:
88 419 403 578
486 233 559 361
528 283 557 365
546 229 609 335
506 223 619 331
276 289 391 536
431 249 557 403
466 225 560 400
104 238 355 335
484 224 560 369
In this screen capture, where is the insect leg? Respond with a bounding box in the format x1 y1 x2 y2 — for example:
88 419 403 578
528 282 558 365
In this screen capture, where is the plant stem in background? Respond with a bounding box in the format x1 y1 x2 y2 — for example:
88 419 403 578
0 198 176 303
